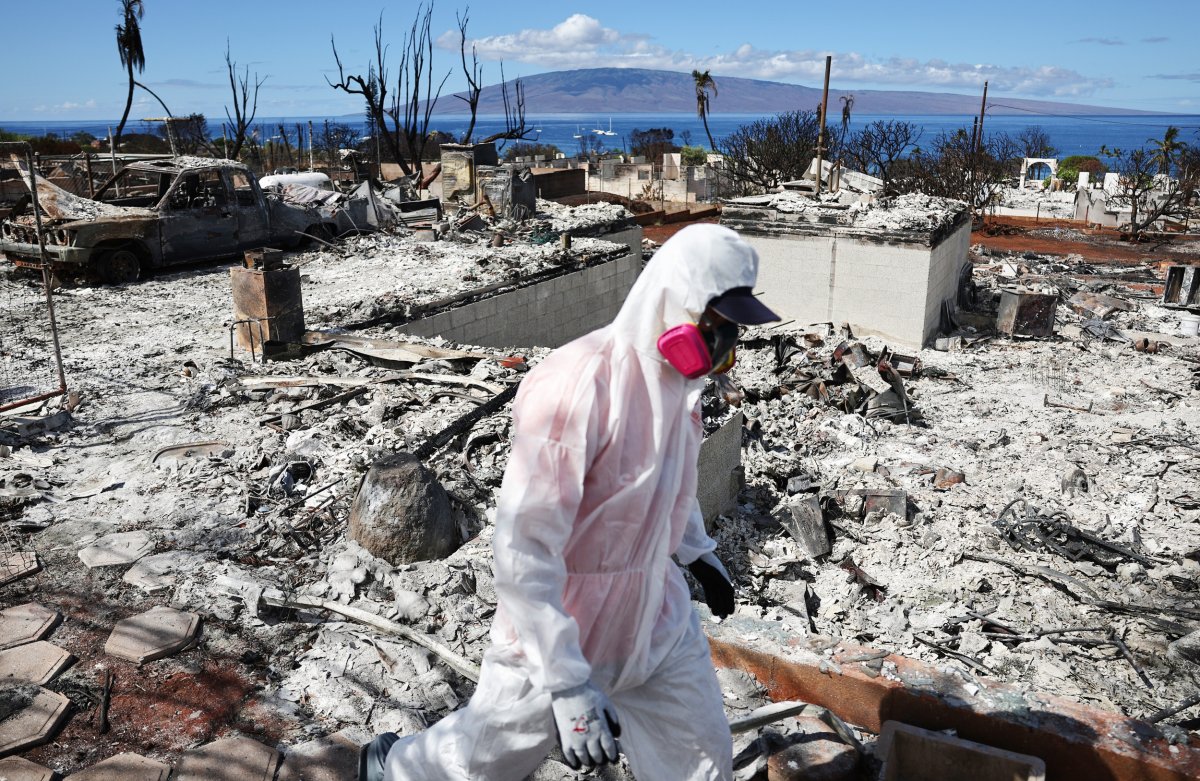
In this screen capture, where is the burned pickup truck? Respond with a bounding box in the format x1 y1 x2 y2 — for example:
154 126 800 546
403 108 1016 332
0 156 339 283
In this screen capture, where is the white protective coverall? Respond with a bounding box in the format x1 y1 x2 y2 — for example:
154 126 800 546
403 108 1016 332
384 223 760 781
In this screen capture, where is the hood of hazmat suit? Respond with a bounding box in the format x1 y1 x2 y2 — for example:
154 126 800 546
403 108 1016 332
490 223 760 695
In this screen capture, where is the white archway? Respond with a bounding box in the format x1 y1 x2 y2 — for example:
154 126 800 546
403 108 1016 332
1020 157 1059 189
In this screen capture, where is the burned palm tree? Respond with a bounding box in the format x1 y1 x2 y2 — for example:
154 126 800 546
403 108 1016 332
840 94 854 140
693 69 718 150
114 0 146 152
1149 126 1186 176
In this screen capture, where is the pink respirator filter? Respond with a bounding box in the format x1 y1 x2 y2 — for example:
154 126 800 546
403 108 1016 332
656 323 712 379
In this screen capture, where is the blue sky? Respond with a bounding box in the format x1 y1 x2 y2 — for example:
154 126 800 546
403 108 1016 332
3 0 1196 120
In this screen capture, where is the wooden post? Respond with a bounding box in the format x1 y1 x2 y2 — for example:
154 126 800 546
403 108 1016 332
815 55 832 195
975 81 989 150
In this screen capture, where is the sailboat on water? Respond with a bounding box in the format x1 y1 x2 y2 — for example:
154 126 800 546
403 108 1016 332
572 125 584 139
592 118 617 136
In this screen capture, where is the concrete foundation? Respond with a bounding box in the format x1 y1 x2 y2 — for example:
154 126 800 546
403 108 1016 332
722 197 970 348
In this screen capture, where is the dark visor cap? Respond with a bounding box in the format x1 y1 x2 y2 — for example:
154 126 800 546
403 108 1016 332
709 287 781 325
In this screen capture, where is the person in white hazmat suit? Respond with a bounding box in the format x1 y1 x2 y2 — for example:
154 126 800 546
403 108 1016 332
360 223 780 781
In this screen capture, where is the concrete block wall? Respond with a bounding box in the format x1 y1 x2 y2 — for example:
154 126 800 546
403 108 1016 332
748 234 934 346
825 239 936 346
398 251 641 349
742 222 970 348
922 224 971 341
750 234 834 328
532 168 586 199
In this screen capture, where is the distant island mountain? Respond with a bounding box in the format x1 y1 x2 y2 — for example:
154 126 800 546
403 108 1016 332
417 67 1151 116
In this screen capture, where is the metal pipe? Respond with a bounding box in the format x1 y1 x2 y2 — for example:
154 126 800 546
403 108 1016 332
308 120 315 171
20 144 68 397
0 389 67 415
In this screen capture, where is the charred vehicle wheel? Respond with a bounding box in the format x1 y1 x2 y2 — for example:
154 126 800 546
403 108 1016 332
94 245 145 285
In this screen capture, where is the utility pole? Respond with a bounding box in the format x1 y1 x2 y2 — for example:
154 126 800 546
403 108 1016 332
814 55 832 195
975 81 988 151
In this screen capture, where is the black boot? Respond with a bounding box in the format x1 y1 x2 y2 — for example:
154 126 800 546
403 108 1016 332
358 732 400 781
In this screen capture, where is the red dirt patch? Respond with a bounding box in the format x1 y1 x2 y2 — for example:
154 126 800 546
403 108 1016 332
973 216 1200 266
6 570 294 774
643 215 720 243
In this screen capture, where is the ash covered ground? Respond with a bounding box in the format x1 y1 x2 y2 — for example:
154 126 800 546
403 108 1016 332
0 217 1198 776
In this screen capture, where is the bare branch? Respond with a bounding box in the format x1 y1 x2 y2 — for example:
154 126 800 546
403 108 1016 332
480 63 531 147
846 120 921 193
223 40 266 161
456 7 482 144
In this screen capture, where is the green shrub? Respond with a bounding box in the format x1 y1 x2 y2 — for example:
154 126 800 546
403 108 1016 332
1058 155 1107 186
680 145 709 166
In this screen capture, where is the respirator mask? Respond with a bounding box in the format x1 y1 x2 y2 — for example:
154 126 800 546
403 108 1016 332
656 311 740 379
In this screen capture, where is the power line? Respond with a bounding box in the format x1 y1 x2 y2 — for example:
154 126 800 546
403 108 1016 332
986 102 1200 130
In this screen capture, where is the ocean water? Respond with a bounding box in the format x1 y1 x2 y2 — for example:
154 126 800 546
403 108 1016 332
4 113 1198 159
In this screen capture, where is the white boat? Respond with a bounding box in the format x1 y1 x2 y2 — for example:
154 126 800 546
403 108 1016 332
598 118 617 137
572 125 583 139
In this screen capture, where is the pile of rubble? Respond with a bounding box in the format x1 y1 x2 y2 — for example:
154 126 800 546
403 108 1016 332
725 191 966 234
300 229 628 328
996 186 1076 217
703 254 1200 740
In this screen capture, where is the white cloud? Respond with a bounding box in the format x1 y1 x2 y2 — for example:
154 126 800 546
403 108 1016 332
437 14 623 59
442 15 1113 97
33 99 98 113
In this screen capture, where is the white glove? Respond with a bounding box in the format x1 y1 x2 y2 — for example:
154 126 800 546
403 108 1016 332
550 681 621 770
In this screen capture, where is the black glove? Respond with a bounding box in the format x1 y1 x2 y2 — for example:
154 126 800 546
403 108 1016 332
688 552 735 618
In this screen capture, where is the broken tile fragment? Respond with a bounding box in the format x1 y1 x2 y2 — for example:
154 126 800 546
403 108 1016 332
68 752 171 780
174 736 280 781
78 531 154 569
0 756 55 781
0 604 61 652
0 686 71 755
0 641 73 686
104 606 199 664
0 552 40 587
277 729 364 781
